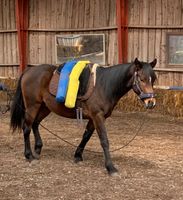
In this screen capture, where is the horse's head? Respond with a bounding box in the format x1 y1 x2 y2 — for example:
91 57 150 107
132 58 157 109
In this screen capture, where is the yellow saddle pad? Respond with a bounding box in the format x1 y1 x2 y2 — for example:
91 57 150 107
65 60 90 108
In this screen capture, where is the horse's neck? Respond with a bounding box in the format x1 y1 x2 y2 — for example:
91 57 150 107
99 64 134 102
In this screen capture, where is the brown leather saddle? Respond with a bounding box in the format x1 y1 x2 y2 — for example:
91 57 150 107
49 63 97 101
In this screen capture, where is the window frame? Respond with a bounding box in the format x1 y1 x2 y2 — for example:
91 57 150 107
166 32 183 68
55 33 106 65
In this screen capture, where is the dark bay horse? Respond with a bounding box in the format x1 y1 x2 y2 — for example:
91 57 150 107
10 58 157 175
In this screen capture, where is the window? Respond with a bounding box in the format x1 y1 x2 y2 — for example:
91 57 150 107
167 33 183 66
56 34 105 65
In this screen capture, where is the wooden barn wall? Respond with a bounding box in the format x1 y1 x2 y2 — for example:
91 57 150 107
128 0 183 86
28 0 118 66
0 0 19 78
0 0 183 87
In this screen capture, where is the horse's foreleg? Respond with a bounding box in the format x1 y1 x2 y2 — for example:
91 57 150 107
93 113 118 175
74 120 95 162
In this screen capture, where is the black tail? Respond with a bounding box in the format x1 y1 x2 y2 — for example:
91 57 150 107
10 74 25 132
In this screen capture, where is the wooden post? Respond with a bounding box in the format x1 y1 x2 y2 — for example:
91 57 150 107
116 0 128 63
16 0 28 74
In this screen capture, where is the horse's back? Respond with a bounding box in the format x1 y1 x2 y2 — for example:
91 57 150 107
21 64 56 103
22 64 55 85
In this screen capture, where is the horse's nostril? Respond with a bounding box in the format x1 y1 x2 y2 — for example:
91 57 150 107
145 99 155 109
147 100 155 109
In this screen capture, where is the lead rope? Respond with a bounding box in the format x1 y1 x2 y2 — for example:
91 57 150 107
39 110 148 154
9 100 148 154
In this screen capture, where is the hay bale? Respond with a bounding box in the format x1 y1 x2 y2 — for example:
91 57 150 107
155 89 183 117
0 78 18 102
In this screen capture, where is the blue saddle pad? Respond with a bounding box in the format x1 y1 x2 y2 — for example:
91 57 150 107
56 60 77 102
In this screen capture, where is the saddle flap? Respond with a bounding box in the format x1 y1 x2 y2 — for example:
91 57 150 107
49 70 60 96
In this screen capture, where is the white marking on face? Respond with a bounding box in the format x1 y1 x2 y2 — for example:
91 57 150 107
149 76 152 83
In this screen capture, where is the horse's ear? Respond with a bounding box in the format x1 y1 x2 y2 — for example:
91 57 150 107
134 58 142 70
150 58 157 68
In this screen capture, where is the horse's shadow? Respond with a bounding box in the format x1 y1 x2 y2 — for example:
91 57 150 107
41 145 156 171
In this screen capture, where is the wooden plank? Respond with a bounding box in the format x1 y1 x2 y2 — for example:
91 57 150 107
105 0 110 27
38 32 46 64
128 0 134 25
4 34 7 64
7 0 11 29
45 33 50 63
71 0 78 28
79 0 85 28
10 0 15 29
52 0 58 29
167 0 174 26
67 0 72 29
94 0 100 27
162 0 168 25
0 0 3 29
160 30 168 69
29 32 37 64
132 1 140 60
133 29 139 59
133 0 140 26
127 29 132 62
7 33 11 64
155 0 162 68
173 0 181 25
84 0 89 28
62 0 68 29
99 0 106 27
88 0 94 28
148 0 156 61
128 0 135 61
40 0 46 29
140 0 148 61
2 0 6 29
9 1 15 67
0 34 4 63
28 33 32 64
12 34 18 75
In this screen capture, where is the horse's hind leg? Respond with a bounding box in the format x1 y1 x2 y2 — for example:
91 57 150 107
32 121 42 159
32 104 50 159
23 104 41 161
74 120 95 162
23 122 34 161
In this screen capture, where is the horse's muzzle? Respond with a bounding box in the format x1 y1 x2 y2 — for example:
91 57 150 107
144 98 156 109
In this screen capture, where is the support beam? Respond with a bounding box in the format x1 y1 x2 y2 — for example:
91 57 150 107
16 0 28 74
116 0 128 63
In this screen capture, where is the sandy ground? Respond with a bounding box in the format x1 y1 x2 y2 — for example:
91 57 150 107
0 110 183 200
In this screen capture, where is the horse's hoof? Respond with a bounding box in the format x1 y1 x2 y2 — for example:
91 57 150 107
110 171 119 177
74 156 83 163
25 154 35 162
26 156 35 162
34 153 41 160
107 166 118 176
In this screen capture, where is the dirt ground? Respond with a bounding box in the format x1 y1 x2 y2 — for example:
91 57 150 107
0 110 183 200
